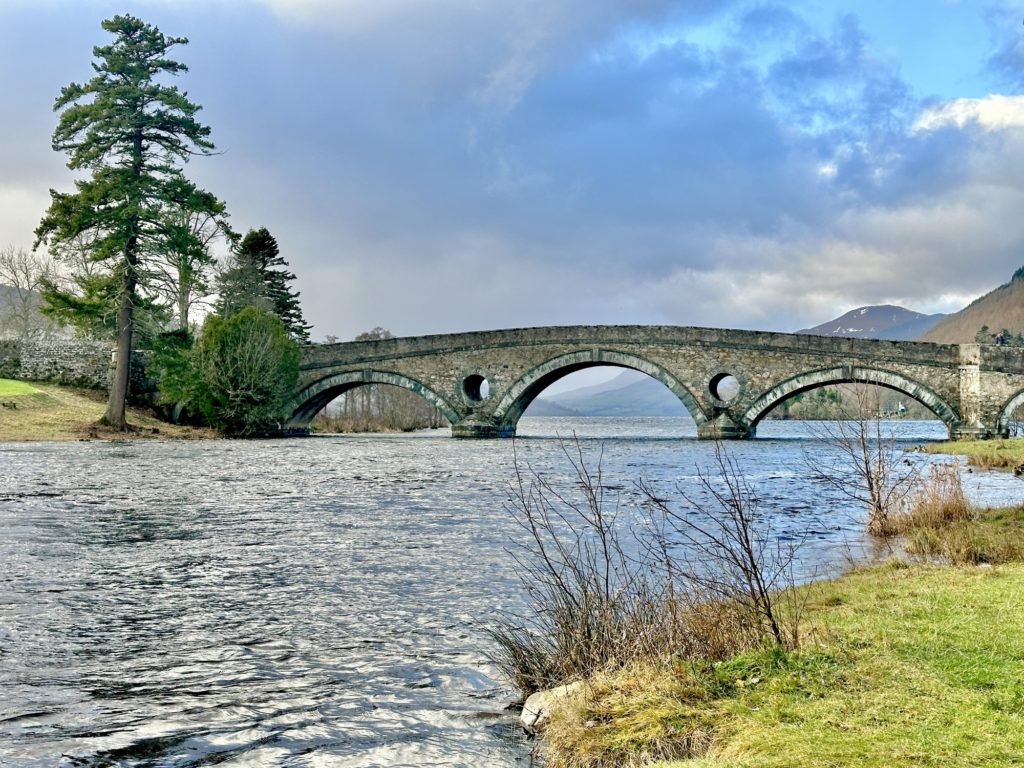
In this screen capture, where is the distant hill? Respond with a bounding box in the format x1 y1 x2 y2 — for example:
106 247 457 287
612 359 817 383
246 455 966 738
526 398 581 417
0 284 20 304
797 305 946 340
918 270 1024 344
528 370 688 418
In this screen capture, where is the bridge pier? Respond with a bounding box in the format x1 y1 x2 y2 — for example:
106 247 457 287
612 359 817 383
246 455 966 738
696 413 753 440
451 420 516 439
949 422 994 441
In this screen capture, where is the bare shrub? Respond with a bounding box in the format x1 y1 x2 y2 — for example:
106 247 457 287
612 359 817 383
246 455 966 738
804 388 920 536
640 442 807 649
491 439 667 693
490 438 802 696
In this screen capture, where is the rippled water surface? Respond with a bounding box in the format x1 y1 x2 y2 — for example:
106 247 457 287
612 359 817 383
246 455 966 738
2 417 1022 767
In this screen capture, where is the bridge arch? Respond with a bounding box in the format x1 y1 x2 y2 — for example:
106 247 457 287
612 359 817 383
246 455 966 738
996 389 1024 436
741 366 960 431
287 370 460 431
491 349 708 431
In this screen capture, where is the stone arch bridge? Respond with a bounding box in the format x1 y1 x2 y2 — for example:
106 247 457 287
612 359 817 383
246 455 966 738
289 326 1024 439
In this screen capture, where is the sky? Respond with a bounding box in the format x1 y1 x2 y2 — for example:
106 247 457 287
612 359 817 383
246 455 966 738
2 0 1024 345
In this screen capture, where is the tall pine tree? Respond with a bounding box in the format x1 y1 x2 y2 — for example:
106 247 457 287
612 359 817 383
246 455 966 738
35 15 229 429
216 227 311 342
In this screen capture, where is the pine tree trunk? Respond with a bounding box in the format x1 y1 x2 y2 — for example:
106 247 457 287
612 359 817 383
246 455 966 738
178 262 190 330
103 240 138 430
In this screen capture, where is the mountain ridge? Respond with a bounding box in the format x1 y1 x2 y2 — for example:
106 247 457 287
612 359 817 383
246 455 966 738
528 370 688 418
918 272 1024 344
797 304 946 340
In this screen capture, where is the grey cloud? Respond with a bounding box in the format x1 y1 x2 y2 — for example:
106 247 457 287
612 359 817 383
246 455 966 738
2 1 1023 341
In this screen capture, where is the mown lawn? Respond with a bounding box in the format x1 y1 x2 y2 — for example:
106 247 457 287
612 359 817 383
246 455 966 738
0 378 38 396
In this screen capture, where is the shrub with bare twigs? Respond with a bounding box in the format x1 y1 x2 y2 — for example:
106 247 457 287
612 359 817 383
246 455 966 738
804 388 920 536
490 438 804 696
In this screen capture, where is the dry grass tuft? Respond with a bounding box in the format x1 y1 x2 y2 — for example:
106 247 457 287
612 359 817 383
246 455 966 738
966 451 1021 471
869 462 1024 565
902 506 1024 565
882 462 974 536
874 463 1024 565
543 663 716 768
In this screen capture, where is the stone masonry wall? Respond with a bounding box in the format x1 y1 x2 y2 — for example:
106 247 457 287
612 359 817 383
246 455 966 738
0 340 20 379
18 339 112 388
0 339 157 401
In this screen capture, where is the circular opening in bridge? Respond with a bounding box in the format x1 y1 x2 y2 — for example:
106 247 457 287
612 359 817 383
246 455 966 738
709 372 740 403
463 374 490 402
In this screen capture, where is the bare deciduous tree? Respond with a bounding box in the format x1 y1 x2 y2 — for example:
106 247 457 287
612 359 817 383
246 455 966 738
147 210 234 330
0 245 58 341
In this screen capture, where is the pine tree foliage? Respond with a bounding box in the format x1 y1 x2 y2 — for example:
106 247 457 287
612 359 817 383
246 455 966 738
216 227 312 342
34 14 229 428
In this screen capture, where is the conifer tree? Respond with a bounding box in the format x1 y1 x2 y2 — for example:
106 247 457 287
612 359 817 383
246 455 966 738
35 15 228 429
216 227 311 342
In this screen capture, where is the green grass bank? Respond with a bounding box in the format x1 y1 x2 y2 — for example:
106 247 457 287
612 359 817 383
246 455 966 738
920 438 1024 470
0 378 211 440
539 509 1024 768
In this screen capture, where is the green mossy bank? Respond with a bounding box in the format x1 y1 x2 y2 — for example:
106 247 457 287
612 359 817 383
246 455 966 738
542 557 1024 768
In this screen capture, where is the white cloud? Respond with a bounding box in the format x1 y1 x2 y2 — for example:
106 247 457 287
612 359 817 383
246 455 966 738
913 94 1024 132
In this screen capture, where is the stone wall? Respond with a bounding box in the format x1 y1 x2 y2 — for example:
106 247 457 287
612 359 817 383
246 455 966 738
0 340 20 379
18 339 112 389
0 339 157 401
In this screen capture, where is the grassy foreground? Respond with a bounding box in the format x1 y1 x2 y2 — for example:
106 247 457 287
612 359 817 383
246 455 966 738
0 378 212 440
543 559 1024 768
920 438 1024 470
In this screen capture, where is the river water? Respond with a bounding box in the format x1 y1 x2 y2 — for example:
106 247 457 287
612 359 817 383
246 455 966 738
2 417 1023 767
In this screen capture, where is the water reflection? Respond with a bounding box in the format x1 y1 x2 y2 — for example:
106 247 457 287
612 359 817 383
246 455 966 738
1 418 1021 766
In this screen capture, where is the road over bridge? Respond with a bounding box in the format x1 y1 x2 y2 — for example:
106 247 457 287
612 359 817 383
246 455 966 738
289 326 1024 439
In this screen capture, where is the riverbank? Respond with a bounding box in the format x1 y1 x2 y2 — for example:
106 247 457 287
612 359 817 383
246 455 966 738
920 437 1024 470
0 378 214 440
535 507 1024 768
